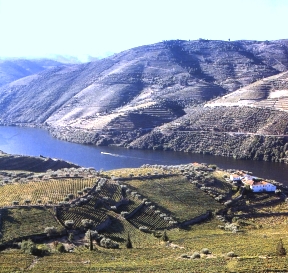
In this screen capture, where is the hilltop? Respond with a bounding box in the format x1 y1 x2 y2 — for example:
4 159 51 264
0 58 66 87
1 39 288 161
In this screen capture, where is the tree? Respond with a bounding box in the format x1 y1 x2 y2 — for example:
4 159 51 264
68 233 74 242
126 232 132 249
161 230 169 242
44 226 57 237
276 238 286 256
89 230 93 251
20 239 47 256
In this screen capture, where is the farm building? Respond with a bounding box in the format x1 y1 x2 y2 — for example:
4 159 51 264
230 174 243 181
243 179 277 192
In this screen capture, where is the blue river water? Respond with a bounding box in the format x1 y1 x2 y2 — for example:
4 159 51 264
0 126 288 184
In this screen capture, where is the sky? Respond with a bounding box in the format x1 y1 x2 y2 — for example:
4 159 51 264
0 0 287 61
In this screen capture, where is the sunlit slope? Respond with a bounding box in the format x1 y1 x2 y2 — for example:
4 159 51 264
1 39 288 132
206 70 288 111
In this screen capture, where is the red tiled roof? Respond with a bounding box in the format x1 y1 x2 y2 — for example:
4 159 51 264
243 180 268 186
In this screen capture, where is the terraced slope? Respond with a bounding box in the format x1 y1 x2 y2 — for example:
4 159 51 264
206 71 288 111
1 40 288 162
130 106 288 162
1 40 288 132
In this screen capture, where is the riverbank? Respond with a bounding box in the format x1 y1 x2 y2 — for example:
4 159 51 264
1 125 288 184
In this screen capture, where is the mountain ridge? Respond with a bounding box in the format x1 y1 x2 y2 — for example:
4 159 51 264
2 39 288 162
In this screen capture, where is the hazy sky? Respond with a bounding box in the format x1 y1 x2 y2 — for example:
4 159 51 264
0 0 287 60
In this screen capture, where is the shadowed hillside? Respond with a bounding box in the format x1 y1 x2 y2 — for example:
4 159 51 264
0 150 79 172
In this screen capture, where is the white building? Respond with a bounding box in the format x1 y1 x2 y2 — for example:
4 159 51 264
243 179 277 192
230 174 243 181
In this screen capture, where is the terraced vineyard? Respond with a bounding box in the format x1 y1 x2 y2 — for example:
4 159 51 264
55 180 124 229
101 212 158 248
0 207 64 243
128 205 174 230
0 178 97 206
116 196 143 214
0 251 34 273
57 197 109 230
125 176 224 222
96 181 123 204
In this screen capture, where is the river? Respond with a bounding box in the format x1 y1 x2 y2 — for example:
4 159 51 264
0 126 288 184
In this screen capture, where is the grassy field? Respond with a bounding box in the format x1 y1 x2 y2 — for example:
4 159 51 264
124 176 224 222
0 217 288 272
0 207 64 243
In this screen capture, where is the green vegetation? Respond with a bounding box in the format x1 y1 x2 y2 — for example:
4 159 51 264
0 165 287 272
124 176 224 222
0 178 97 206
0 207 64 243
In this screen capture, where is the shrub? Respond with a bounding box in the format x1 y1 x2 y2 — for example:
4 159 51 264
64 220 74 228
85 229 101 242
20 239 47 256
226 251 237 257
44 226 57 236
126 233 132 249
201 248 211 254
100 238 119 249
24 200 31 205
81 219 94 229
57 243 66 253
180 254 189 258
162 230 169 242
139 226 149 232
276 239 286 256
191 252 201 259
12 201 19 206
20 239 37 254
67 193 74 199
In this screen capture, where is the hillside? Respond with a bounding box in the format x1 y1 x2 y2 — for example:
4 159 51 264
0 164 287 272
0 58 65 87
1 39 288 161
0 150 79 172
129 70 288 162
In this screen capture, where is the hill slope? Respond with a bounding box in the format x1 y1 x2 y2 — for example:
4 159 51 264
130 71 288 162
0 150 79 172
1 39 288 161
0 59 65 87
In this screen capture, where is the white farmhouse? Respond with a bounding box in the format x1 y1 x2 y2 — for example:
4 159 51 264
230 174 243 181
243 179 277 192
